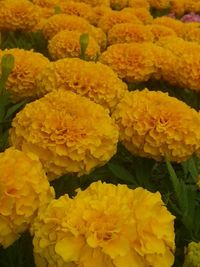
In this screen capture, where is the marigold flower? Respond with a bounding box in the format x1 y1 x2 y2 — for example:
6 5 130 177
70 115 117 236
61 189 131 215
183 25 200 44
122 7 153 24
36 58 127 111
0 0 40 31
100 43 156 83
0 147 54 248
91 5 111 26
108 23 154 45
0 49 49 102
110 0 129 10
147 0 170 9
112 89 200 162
32 0 61 8
48 30 100 60
128 0 150 9
147 24 177 42
90 25 107 51
32 181 175 267
10 90 119 179
183 242 200 267
98 10 142 34
72 0 110 7
152 16 184 36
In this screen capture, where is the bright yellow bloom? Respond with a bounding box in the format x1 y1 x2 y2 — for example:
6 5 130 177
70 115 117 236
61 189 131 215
0 49 49 102
90 25 107 51
147 24 177 42
183 242 200 267
122 7 153 24
32 181 175 267
152 17 184 37
100 42 156 83
36 57 127 111
157 37 200 91
48 30 100 60
0 147 54 248
91 5 111 26
128 0 150 9
108 23 154 45
0 0 40 31
32 0 61 8
10 90 119 179
170 0 200 15
98 10 142 34
72 0 110 7
183 25 200 45
112 89 200 162
110 0 129 10
147 0 170 9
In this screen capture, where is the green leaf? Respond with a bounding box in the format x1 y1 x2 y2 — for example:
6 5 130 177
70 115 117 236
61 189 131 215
0 54 14 95
54 5 61 14
5 100 26 120
80 33 89 60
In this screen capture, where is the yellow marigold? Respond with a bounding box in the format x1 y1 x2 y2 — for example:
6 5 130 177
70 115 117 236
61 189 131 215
36 58 127 111
170 0 187 16
90 25 107 51
10 90 119 179
128 0 150 9
98 10 142 34
59 1 95 25
91 5 111 26
32 0 61 8
0 147 54 248
122 7 153 24
112 89 200 162
42 14 93 40
108 23 154 45
147 24 177 42
100 43 156 82
48 30 100 60
183 25 200 45
152 17 184 37
183 242 200 267
72 0 110 7
0 49 49 102
147 0 170 9
110 0 129 10
157 37 200 91
0 0 40 31
32 181 175 267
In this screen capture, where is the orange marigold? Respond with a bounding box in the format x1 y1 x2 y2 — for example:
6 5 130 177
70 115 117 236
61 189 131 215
32 181 175 267
0 49 49 102
152 17 184 37
0 0 40 31
0 147 54 248
147 24 177 42
98 9 142 33
72 0 110 7
147 0 170 9
112 89 200 162
10 90 119 179
122 7 153 24
91 5 111 26
100 42 156 82
36 58 128 111
108 23 154 45
128 0 150 9
110 0 129 10
32 0 61 8
48 30 100 60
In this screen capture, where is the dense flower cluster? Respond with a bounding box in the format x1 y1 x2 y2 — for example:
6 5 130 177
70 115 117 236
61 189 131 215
183 242 200 267
112 89 200 162
0 48 49 102
100 42 156 82
108 23 154 45
98 10 142 33
128 0 150 9
36 58 127 111
121 7 153 24
10 90 119 179
32 181 175 267
0 0 40 31
170 0 200 16
72 0 110 7
152 16 184 36
48 30 100 60
147 0 170 9
0 147 54 248
147 24 177 41
32 0 61 8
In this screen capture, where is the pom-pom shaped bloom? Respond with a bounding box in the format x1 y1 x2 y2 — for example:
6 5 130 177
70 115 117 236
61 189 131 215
128 0 150 9
36 58 127 111
0 49 49 102
152 16 184 36
0 147 54 248
42 14 93 40
10 90 119 179
91 5 111 26
147 0 170 9
32 0 61 8
59 1 95 25
0 0 40 31
110 0 129 10
112 89 200 162
147 24 177 42
183 242 200 267
108 23 154 45
122 7 153 24
48 30 100 60
98 10 142 33
72 0 110 7
32 181 175 267
100 43 156 82
183 25 200 44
